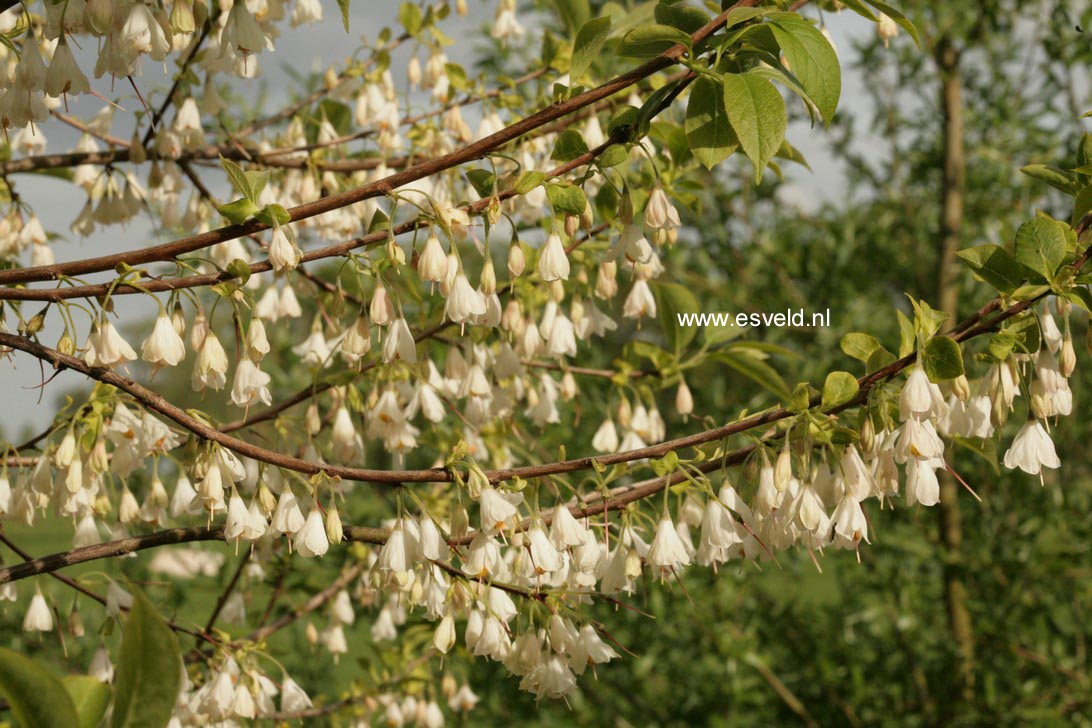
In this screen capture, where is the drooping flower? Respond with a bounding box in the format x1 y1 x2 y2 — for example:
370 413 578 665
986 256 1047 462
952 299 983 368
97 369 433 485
647 512 691 579
141 310 186 367
537 233 570 281
1003 419 1061 476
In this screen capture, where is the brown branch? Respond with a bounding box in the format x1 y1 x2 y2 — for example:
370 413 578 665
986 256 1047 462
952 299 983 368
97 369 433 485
0 529 222 645
0 219 1085 491
0 2 755 288
0 523 388 585
246 561 365 643
0 125 616 302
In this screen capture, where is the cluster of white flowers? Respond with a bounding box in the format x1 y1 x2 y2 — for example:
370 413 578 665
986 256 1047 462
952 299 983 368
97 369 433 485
0 0 1085 717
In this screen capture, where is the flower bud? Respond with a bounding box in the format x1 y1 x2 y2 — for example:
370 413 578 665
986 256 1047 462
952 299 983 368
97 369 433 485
84 0 112 35
564 214 578 238
170 0 196 34
507 240 525 278
407 56 422 87
877 12 899 47
480 255 496 295
675 378 693 418
1059 336 1076 377
859 415 876 455
57 333 75 355
952 373 971 402
386 236 405 265
325 504 343 544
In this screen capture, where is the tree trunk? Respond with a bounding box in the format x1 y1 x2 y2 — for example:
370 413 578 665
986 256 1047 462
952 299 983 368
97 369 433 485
934 36 976 712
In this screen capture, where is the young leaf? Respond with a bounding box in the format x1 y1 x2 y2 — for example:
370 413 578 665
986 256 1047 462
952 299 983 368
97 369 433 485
617 23 692 59
768 16 841 124
546 183 587 215
840 332 882 362
217 198 259 225
465 169 497 198
1014 217 1067 281
219 157 250 199
398 2 422 35
788 381 812 413
570 16 610 79
551 128 590 162
512 171 546 195
896 308 915 358
722 72 787 183
921 335 964 382
0 647 79 728
821 371 859 409
112 587 183 728
685 76 738 169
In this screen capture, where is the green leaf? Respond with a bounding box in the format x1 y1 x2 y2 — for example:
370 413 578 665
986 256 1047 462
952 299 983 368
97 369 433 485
219 157 249 198
112 587 182 728
910 297 949 340
715 351 792 401
1014 217 1067 281
64 676 111 728
1006 313 1041 354
570 16 610 79
336 0 349 31
654 2 708 33
956 244 1026 294
896 309 915 358
512 171 546 195
988 331 1017 361
398 2 422 34
0 647 79 728
865 0 920 46
217 197 259 224
835 0 878 21
551 129 590 162
1020 163 1079 194
465 169 497 198
256 203 291 227
1062 285 1092 312
617 23 692 59
840 332 882 362
549 0 591 34
822 371 859 409
788 381 812 413
952 436 1000 476
722 72 787 183
768 16 841 124
652 281 700 352
724 7 776 28
218 158 269 204
1072 185 1092 227
226 258 252 285
921 335 964 382
635 79 683 134
597 144 629 168
866 347 896 374
685 76 738 169
545 183 587 215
